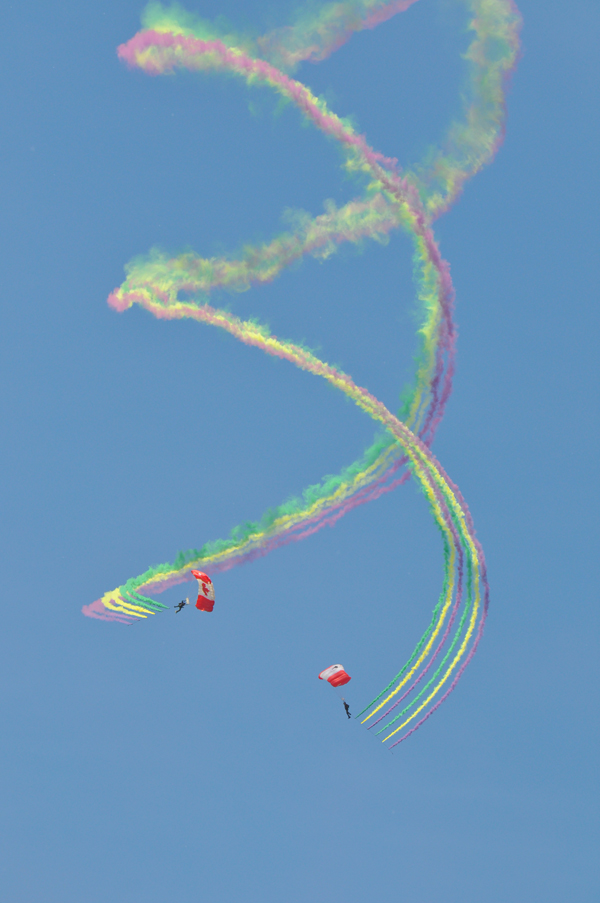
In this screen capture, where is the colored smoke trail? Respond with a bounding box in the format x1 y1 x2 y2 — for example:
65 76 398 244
84 0 521 745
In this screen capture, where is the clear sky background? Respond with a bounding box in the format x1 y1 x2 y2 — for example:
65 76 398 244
1 2 598 901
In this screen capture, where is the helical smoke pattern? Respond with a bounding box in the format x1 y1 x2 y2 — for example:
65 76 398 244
83 0 521 747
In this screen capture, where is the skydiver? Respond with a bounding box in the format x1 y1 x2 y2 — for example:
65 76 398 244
174 598 189 613
343 700 351 719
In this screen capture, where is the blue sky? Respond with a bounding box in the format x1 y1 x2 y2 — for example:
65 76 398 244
0 1 598 900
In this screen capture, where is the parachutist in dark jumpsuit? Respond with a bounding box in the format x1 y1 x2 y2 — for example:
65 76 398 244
174 599 188 613
343 700 351 719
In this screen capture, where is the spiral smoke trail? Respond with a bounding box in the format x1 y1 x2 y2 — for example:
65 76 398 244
84 1 521 746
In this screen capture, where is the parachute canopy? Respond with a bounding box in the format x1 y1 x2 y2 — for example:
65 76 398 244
319 664 351 687
191 570 215 612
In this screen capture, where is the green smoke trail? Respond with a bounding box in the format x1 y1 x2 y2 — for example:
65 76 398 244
84 0 521 747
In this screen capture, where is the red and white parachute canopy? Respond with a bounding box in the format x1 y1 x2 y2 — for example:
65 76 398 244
191 570 215 612
318 664 351 687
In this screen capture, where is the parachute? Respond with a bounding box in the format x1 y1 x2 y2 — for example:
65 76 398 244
319 664 351 687
191 570 215 612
